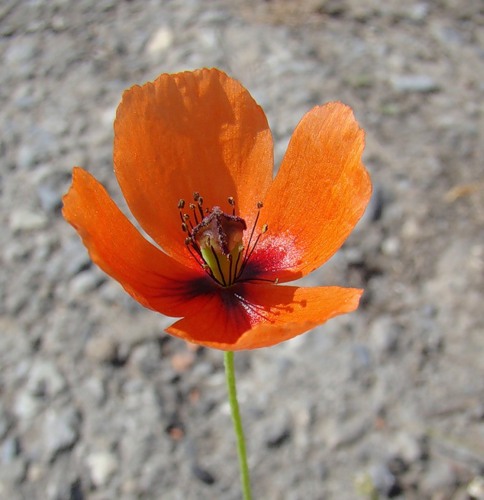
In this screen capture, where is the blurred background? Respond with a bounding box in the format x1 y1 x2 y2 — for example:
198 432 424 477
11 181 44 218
1 1 483 498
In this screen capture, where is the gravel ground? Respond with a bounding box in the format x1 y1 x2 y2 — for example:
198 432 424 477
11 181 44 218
1 1 483 499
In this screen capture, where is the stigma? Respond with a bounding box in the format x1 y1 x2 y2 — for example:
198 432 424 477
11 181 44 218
178 193 267 287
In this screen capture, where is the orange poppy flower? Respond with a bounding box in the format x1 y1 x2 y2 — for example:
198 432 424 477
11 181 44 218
63 68 371 351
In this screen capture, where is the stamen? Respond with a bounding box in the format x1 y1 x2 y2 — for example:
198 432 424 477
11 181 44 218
244 202 262 264
197 196 204 219
233 249 243 278
228 196 235 215
244 224 268 265
228 253 233 285
211 245 227 287
189 203 199 225
178 200 187 226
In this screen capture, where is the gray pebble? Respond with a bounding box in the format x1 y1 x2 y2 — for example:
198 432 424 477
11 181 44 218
326 418 369 450
390 432 426 465
13 391 42 422
86 451 119 488
84 336 118 364
369 316 400 357
467 476 484 500
59 240 91 278
43 407 81 462
9 209 48 232
369 462 398 496
5 34 37 62
421 460 458 496
0 458 27 486
0 405 12 440
1 436 20 464
68 270 104 297
37 184 62 213
26 360 67 399
265 413 292 448
391 75 440 93
129 341 162 377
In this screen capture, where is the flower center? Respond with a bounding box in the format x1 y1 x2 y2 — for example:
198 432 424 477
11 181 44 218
178 194 267 287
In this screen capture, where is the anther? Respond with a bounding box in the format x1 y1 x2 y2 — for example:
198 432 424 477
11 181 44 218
178 199 185 209
197 196 204 218
257 201 263 209
193 192 200 202
181 222 187 232
261 223 268 233
228 196 236 215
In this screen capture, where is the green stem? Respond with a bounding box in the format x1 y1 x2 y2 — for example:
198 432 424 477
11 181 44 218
224 351 252 500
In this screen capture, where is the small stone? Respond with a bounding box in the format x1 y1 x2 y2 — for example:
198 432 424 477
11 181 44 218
369 463 398 496
26 360 67 398
369 316 400 357
401 218 420 240
69 270 103 297
265 413 292 448
130 341 162 376
0 459 27 485
5 36 38 65
381 236 400 257
50 15 67 32
406 3 429 21
86 451 118 488
0 405 12 439
1 436 20 464
146 27 174 55
421 461 458 496
345 247 364 265
85 336 118 364
467 476 484 499
326 418 368 450
14 391 42 421
351 344 372 372
16 145 36 169
191 464 216 485
391 75 440 93
170 350 196 373
80 377 107 406
37 184 62 213
9 209 48 232
390 432 426 465
43 407 81 461
98 280 124 304
63 241 91 277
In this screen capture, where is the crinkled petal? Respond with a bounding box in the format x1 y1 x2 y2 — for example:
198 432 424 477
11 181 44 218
114 68 274 269
166 283 363 350
62 167 215 317
251 102 371 282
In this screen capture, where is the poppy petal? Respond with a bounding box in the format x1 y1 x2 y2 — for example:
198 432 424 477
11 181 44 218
113 68 274 269
62 167 215 317
252 102 371 282
166 283 363 350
